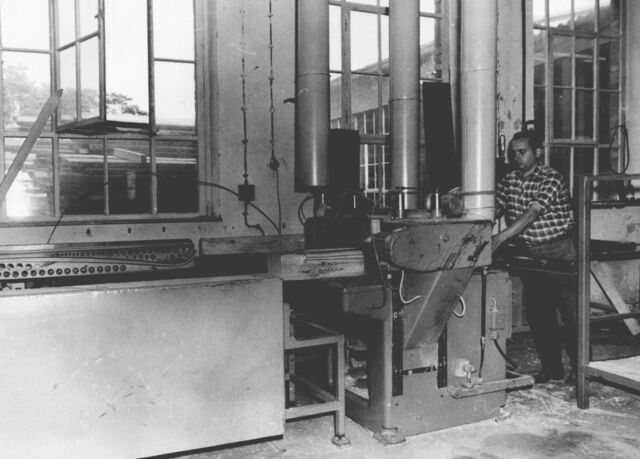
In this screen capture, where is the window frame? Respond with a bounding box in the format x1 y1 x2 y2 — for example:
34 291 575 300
329 0 447 204
532 0 625 193
0 0 212 224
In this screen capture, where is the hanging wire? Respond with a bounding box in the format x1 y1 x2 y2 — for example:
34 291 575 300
398 269 421 304
267 0 282 233
607 123 631 174
453 295 467 318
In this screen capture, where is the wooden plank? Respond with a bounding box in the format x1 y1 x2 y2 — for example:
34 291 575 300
591 261 640 335
199 233 305 255
279 249 365 280
0 89 62 204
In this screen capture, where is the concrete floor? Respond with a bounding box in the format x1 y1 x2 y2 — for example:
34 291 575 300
172 328 640 459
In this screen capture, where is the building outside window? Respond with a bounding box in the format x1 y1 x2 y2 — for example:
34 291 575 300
533 0 623 195
329 0 445 205
0 0 208 220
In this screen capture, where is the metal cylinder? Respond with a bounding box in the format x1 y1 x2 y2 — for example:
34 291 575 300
460 0 498 220
295 0 330 191
390 0 420 209
626 1 640 176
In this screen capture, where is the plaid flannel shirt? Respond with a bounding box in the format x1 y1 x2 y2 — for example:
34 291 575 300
495 165 574 245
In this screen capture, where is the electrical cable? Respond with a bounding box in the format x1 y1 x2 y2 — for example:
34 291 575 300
297 193 313 225
478 267 488 379
453 295 466 318
243 201 265 236
46 176 280 244
607 123 631 174
238 7 265 235
46 174 129 244
201 181 280 234
398 269 421 304
267 0 282 233
493 337 519 371
365 197 388 310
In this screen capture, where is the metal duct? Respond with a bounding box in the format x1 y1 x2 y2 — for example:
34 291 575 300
626 0 640 176
460 0 498 220
390 0 420 210
295 0 330 191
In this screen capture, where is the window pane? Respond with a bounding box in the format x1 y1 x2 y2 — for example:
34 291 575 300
549 146 571 181
330 73 343 125
59 46 77 123
105 0 149 124
599 38 620 90
80 38 100 120
157 141 198 213
351 11 380 72
552 35 572 86
330 5 342 72
380 15 389 70
107 140 151 214
599 91 619 144
553 88 572 139
533 29 545 85
153 0 194 61
59 139 105 215
57 0 76 46
575 147 595 174
350 74 379 128
600 0 620 34
575 38 594 88
533 0 546 27
574 0 596 32
79 0 99 37
2 52 51 132
4 138 53 218
154 61 195 134
549 0 572 29
420 17 439 79
575 89 593 139
420 0 435 14
0 0 50 49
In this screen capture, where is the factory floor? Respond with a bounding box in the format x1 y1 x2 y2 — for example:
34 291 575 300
175 325 640 459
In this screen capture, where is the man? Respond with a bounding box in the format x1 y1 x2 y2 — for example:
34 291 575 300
493 129 576 384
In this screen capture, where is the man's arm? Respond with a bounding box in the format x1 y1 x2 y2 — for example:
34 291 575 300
491 202 543 252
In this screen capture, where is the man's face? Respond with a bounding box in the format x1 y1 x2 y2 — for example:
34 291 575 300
510 138 538 175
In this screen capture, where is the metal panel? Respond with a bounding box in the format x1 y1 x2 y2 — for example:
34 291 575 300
0 274 284 459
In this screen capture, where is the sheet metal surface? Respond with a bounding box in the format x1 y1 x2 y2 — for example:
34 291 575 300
0 274 284 459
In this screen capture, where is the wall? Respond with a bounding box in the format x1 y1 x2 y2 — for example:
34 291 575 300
214 0 300 238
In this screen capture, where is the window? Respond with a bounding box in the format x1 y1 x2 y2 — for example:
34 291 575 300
533 0 623 194
329 0 445 204
0 0 206 220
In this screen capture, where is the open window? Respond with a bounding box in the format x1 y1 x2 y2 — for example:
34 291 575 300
55 0 196 135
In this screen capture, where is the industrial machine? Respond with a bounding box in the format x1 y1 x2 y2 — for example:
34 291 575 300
294 212 532 443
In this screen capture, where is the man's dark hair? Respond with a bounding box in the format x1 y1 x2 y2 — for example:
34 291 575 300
509 129 543 152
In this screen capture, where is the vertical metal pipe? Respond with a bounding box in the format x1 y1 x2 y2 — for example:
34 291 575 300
625 0 640 176
295 0 330 191
460 0 498 220
390 0 420 210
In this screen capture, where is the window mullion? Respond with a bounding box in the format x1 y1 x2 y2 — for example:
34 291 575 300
74 0 81 123
342 2 352 129
98 0 106 121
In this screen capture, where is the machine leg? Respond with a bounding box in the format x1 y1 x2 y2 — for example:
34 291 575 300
331 335 350 446
373 428 406 445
